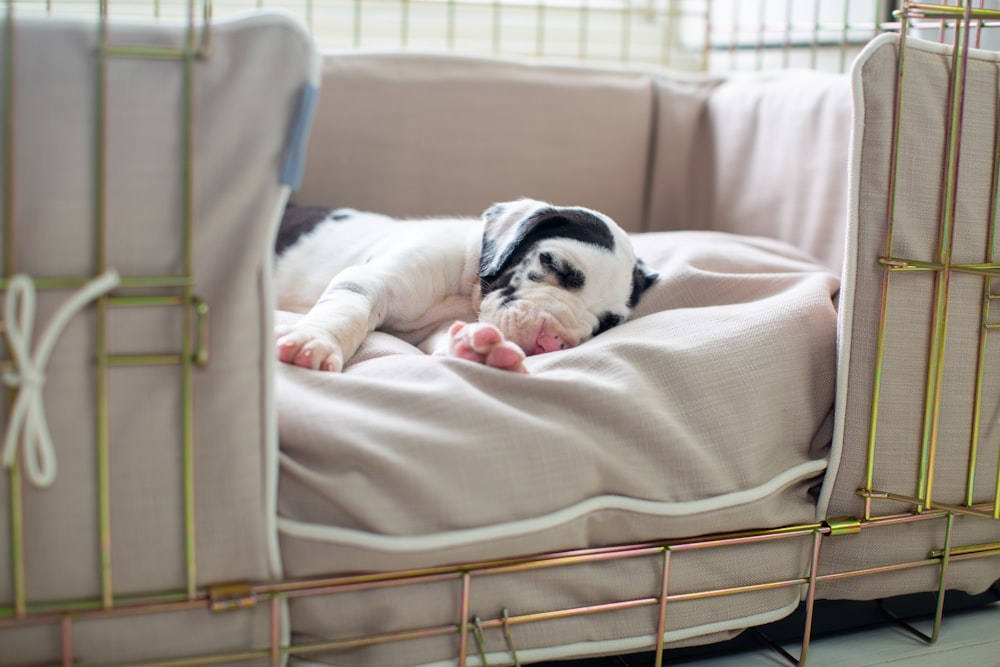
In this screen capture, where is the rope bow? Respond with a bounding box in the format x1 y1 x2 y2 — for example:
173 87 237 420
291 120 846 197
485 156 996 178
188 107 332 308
2 270 121 487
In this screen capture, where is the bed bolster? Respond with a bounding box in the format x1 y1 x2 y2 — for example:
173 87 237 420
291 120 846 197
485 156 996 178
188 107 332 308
292 52 656 231
821 34 1000 600
298 51 854 271
0 11 318 664
645 70 853 273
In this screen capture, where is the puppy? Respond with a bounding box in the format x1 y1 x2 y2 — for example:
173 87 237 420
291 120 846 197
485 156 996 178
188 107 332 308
274 198 657 373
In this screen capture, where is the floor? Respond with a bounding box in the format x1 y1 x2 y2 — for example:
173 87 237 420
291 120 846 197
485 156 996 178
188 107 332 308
534 595 1000 667
674 601 1000 666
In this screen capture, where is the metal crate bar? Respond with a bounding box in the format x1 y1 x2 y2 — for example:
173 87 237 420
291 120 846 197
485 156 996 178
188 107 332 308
0 504 988 666
6 2 1000 665
706 0 888 73
864 1 1000 523
2 0 25 621
16 0 899 73
1 0 214 639
27 0 711 69
917 0 973 516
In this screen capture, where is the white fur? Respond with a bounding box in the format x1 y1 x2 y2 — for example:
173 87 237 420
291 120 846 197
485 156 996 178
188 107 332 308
274 199 648 373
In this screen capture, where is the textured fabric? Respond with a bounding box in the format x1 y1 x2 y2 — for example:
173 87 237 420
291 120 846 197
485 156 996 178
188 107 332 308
295 52 853 273
0 12 318 664
276 230 838 664
295 52 655 230
12 25 997 664
705 73 851 272
820 34 1000 599
288 537 812 667
646 71 852 273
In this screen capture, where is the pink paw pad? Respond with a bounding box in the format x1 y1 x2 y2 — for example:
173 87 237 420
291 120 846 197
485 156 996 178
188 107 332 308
447 321 528 374
275 328 344 372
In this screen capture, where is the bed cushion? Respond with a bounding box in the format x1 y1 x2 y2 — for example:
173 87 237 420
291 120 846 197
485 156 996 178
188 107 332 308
293 52 655 230
0 11 318 664
647 71 853 274
276 229 839 662
820 33 1000 599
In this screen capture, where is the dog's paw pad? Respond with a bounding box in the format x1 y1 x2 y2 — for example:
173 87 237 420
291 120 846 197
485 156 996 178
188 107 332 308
447 321 528 374
275 326 345 372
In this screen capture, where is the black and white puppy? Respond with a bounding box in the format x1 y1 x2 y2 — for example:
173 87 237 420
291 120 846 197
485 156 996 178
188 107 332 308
274 198 657 373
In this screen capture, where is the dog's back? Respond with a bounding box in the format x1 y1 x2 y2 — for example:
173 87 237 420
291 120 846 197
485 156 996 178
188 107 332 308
274 206 480 314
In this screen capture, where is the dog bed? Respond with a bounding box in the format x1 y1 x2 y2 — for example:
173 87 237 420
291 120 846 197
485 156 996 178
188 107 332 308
275 228 839 664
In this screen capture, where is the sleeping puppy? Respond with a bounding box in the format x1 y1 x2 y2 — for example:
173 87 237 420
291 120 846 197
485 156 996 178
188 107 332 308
274 198 657 373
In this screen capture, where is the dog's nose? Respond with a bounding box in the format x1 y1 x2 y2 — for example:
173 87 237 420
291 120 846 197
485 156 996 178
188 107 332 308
535 332 567 353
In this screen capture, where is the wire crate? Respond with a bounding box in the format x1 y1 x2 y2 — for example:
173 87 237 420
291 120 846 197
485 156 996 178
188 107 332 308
4 2 1000 666
8 0 893 71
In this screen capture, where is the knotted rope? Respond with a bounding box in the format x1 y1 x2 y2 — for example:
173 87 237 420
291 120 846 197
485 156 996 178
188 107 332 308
2 270 121 487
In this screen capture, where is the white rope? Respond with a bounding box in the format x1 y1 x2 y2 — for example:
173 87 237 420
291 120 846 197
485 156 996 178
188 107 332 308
2 270 121 488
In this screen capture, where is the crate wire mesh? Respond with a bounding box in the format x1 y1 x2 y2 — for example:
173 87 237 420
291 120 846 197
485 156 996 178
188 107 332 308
861 1 1000 522
0 5 216 662
9 0 891 71
3 1 1000 666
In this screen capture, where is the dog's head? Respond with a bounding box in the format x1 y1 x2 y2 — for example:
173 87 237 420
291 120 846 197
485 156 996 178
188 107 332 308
477 198 658 356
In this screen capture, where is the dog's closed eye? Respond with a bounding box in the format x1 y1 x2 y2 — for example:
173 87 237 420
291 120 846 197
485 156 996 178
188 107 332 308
539 252 586 291
593 312 624 337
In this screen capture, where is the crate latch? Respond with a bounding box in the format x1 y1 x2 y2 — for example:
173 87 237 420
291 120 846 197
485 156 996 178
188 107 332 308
822 516 862 537
209 583 257 612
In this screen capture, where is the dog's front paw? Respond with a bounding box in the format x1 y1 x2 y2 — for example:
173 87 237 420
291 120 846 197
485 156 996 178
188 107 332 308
445 321 528 374
275 323 346 372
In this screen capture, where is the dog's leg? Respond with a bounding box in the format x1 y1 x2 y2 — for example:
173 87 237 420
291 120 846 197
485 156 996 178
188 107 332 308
275 269 380 372
277 240 468 371
440 321 529 374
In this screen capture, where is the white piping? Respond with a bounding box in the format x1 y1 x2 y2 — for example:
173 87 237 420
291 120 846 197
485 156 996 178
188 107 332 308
278 458 827 553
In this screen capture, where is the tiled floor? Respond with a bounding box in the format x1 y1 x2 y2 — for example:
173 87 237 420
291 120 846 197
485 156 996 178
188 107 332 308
674 601 1000 666
534 598 1000 667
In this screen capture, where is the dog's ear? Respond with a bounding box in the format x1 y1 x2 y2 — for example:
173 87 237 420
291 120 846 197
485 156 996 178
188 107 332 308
478 199 616 288
478 200 545 286
628 258 659 308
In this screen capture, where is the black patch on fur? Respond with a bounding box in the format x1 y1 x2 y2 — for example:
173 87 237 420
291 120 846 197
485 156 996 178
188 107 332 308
480 238 498 272
533 209 616 252
627 259 659 308
593 312 624 337
484 265 518 296
500 290 520 307
275 203 345 256
540 252 585 290
330 281 368 296
480 208 614 293
316 281 368 306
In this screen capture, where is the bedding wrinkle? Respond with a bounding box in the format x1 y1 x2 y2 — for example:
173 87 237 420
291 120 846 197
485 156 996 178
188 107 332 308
277 229 838 574
702 73 851 271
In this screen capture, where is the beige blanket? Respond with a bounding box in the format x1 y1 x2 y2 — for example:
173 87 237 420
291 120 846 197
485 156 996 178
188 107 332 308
275 230 839 575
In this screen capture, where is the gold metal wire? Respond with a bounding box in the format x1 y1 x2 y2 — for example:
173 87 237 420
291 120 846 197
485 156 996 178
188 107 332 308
0 0 20 629
1 0 212 654
2 2 26 622
652 548 671 667
0 505 991 666
865 2 1000 525
2 0 12 275
916 0 974 515
5 2 1000 666
967 33 1000 514
864 0 914 522
501 608 521 667
95 0 115 611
